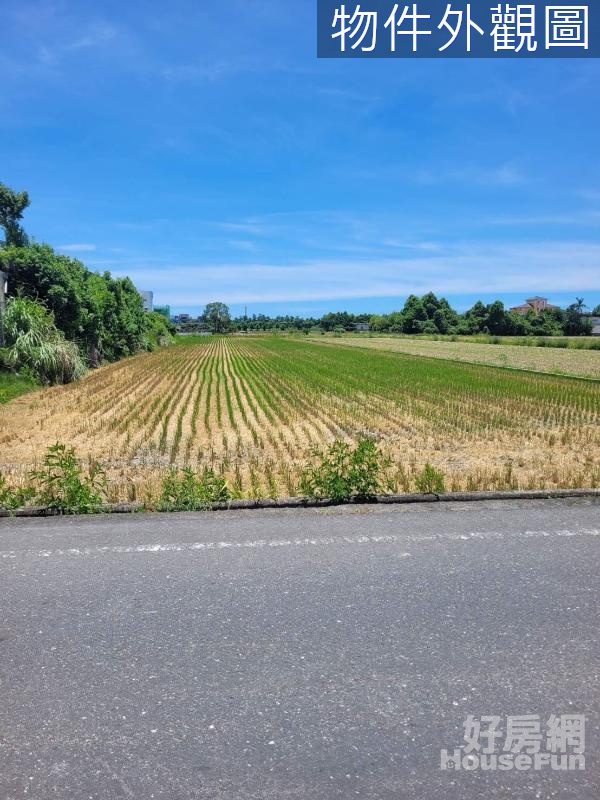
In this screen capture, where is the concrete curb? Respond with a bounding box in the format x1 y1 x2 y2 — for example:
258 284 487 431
1 488 599 517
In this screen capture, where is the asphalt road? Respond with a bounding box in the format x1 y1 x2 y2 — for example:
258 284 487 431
1 498 599 799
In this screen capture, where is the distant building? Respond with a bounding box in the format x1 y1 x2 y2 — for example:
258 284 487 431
352 322 370 332
154 304 171 320
510 296 560 315
139 290 153 312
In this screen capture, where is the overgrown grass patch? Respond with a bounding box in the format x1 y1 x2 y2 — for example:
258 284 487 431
0 370 38 404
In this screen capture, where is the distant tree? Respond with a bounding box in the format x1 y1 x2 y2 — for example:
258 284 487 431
369 314 389 332
593 304 600 315
0 182 30 247
529 310 563 337
505 310 530 336
563 300 592 336
421 291 441 319
486 300 507 335
321 311 364 331
202 301 231 333
421 320 438 335
432 309 448 333
463 300 488 333
401 295 427 333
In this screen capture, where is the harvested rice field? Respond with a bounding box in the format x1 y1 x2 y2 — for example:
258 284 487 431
1 336 599 502
310 335 600 379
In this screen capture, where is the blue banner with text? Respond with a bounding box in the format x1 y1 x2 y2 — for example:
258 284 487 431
317 2 599 57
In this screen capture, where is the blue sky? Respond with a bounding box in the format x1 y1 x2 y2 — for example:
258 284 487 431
2 0 599 317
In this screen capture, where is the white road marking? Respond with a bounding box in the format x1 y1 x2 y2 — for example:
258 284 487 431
0 528 598 560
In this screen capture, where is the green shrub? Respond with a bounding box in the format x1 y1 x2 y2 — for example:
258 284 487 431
29 443 107 514
3 296 86 384
299 438 391 501
0 475 36 510
0 242 149 364
142 311 176 351
414 463 446 494
160 466 230 510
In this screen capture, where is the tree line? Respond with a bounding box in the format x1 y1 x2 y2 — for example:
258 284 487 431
0 182 174 384
195 295 596 336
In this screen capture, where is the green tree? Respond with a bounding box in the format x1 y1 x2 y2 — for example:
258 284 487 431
401 295 428 333
202 301 231 333
0 243 150 364
486 300 507 335
0 182 30 247
421 291 441 319
563 300 592 336
464 300 489 333
369 314 391 332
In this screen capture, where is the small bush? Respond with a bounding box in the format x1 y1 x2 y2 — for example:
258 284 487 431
142 311 176 351
299 438 391 501
160 466 230 510
3 296 86 384
0 475 36 510
414 463 446 494
29 443 107 514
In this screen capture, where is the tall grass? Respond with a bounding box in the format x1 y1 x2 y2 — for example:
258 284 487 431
2 296 86 384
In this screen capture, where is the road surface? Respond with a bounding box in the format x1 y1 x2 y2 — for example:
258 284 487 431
1 498 599 799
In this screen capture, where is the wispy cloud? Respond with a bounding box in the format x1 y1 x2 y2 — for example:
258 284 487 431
489 211 600 226
228 240 259 252
38 23 118 66
160 61 239 83
415 162 525 188
57 243 97 253
109 241 600 306
578 188 600 204
213 220 268 236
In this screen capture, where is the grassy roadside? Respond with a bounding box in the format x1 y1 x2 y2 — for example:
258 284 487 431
0 371 38 404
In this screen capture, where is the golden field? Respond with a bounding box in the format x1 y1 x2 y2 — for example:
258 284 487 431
310 335 600 379
1 336 599 502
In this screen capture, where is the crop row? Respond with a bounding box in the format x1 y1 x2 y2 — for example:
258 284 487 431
1 336 598 500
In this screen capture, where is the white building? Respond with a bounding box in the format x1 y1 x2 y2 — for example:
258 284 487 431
139 290 154 312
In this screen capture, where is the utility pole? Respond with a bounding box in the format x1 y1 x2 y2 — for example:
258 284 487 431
0 269 6 347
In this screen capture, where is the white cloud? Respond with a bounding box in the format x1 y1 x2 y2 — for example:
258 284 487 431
111 241 600 306
57 243 97 253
